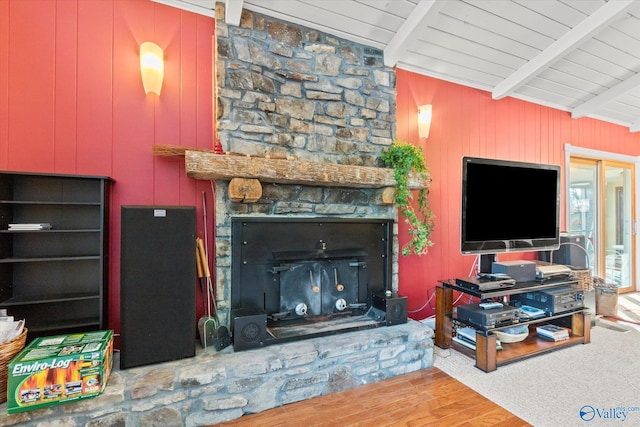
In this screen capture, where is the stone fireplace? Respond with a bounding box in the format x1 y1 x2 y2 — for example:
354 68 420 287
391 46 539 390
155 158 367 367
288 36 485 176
197 5 424 348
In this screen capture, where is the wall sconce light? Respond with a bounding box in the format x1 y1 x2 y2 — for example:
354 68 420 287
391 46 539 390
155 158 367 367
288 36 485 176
140 42 164 96
418 104 432 139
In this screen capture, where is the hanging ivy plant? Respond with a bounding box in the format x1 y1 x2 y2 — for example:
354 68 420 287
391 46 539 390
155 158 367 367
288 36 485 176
381 140 435 256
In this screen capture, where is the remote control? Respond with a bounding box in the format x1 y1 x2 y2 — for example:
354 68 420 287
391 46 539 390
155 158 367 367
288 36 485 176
479 301 503 310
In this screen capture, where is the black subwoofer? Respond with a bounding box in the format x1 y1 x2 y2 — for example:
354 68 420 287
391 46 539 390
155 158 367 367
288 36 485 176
538 234 588 268
120 206 196 369
232 308 268 351
372 292 408 326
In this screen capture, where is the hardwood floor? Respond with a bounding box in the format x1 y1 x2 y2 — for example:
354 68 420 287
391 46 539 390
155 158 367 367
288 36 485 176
211 367 531 426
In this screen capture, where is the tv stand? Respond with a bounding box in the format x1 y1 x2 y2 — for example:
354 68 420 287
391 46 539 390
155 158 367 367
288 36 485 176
435 278 590 372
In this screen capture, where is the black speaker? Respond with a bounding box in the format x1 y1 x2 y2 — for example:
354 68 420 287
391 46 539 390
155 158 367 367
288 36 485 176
120 206 196 369
372 292 408 326
538 234 588 268
479 254 496 274
231 308 268 351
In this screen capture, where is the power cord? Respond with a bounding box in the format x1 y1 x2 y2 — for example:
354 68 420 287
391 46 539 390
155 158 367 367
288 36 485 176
409 256 483 315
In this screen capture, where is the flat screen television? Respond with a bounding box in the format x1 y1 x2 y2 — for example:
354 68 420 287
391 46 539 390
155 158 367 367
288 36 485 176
461 156 561 257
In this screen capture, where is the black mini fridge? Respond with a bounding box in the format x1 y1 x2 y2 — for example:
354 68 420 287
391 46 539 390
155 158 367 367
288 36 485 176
120 206 196 369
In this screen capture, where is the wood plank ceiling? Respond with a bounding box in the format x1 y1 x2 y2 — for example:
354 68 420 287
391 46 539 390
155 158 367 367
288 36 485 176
153 0 640 133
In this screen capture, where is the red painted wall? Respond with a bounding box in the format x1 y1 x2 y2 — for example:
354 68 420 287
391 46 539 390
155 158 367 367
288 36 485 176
0 0 215 335
395 68 640 320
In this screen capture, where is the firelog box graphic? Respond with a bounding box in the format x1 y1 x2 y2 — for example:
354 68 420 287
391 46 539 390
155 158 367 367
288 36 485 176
16 361 87 405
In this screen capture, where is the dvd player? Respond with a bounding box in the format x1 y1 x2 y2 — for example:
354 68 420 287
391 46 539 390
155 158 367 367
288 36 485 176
456 303 520 328
455 276 516 291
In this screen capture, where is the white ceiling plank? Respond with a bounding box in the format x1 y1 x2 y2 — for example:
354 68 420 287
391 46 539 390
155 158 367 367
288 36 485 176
397 57 502 89
513 0 599 26
629 120 640 132
241 1 391 48
429 13 540 63
602 102 640 123
442 1 553 50
225 0 244 25
384 0 439 67
572 72 640 118
525 76 590 102
151 0 215 17
539 68 602 96
407 40 514 77
492 0 638 100
414 29 524 70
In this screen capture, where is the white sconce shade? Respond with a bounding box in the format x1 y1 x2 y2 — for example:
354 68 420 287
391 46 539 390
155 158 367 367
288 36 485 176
140 42 164 96
418 104 432 139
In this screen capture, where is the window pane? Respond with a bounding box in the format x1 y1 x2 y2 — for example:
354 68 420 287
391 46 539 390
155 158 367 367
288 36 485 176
568 161 597 273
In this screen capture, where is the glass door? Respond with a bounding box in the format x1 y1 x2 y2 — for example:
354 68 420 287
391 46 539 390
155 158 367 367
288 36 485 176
568 157 635 293
568 159 598 274
602 161 634 293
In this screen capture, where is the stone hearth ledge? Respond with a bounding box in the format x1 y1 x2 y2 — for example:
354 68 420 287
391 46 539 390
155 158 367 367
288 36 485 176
0 320 434 427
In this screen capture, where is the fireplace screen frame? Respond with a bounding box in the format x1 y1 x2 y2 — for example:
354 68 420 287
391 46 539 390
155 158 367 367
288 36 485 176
230 217 393 344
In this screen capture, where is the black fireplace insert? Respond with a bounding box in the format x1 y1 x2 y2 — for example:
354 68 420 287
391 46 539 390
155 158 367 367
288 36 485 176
230 217 404 350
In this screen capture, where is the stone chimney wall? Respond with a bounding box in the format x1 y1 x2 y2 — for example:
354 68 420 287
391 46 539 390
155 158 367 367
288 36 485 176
215 7 396 164
213 5 398 325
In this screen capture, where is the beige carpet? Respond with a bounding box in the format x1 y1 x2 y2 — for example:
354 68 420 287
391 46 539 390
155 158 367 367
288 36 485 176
434 318 640 426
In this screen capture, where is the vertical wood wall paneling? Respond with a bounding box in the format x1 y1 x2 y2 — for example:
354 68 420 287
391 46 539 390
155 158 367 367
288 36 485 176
7 0 56 171
523 102 537 161
110 0 155 335
0 0 7 169
153 4 185 205
54 0 79 173
175 10 199 209
112 0 155 205
77 0 113 177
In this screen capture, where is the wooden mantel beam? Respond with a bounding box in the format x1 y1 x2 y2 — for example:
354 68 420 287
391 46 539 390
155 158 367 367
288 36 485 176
184 150 431 190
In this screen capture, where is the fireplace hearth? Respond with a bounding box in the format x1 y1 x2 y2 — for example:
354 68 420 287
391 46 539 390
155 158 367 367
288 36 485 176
230 217 406 350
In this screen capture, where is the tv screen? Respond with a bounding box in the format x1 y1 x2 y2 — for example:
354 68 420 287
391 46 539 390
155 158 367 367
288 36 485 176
461 156 561 255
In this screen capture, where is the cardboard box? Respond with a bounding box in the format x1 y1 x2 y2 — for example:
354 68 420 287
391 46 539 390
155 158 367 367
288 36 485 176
7 330 113 414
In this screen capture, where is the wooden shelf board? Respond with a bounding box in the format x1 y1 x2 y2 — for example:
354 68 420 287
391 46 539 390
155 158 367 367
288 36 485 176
0 255 101 263
1 229 101 234
27 317 101 333
0 200 101 206
1 292 100 306
496 332 585 365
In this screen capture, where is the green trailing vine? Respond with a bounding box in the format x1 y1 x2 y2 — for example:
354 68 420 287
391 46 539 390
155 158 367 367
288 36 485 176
381 140 434 256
